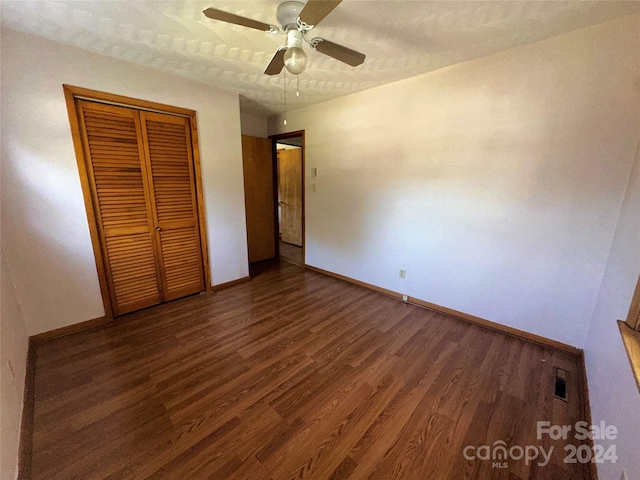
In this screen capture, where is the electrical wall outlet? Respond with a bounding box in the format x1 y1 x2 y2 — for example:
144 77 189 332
399 269 406 279
311 167 317 177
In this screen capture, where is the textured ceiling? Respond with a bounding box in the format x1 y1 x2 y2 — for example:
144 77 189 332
2 1 639 115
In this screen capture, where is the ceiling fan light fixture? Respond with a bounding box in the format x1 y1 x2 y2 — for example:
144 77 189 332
203 1 366 77
284 46 307 74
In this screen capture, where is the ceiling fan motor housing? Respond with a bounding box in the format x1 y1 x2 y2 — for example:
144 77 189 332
277 1 305 31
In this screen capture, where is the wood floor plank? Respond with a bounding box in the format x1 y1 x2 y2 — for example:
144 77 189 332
29 261 592 479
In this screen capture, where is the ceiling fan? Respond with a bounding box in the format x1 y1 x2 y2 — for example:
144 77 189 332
203 0 365 76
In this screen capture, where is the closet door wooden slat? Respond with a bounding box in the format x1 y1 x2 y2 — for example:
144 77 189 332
78 101 162 315
140 112 205 301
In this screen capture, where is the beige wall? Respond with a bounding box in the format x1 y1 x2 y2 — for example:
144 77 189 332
1 28 250 336
269 14 640 349
585 140 640 480
1 244 29 480
240 111 269 138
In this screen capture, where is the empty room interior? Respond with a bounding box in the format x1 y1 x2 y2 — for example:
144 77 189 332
2 1 640 479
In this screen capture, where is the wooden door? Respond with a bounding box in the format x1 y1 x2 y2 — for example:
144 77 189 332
140 112 205 301
277 148 303 246
78 101 162 315
242 135 276 263
77 101 204 315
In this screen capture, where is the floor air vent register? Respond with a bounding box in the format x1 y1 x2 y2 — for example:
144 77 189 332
554 366 568 401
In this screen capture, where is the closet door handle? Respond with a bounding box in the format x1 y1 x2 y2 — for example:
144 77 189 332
156 226 161 231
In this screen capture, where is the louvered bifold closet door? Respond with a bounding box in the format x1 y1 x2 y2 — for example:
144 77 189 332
78 101 162 315
140 112 205 301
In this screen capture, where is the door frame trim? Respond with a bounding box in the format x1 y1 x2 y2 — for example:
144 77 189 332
63 84 212 321
270 130 306 266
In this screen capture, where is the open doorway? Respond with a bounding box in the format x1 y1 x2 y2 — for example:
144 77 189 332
272 131 305 267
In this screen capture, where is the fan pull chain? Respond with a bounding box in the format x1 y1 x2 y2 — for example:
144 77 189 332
296 74 300 97
283 68 288 126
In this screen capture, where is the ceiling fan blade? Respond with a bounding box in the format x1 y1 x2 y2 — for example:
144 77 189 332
264 49 286 75
313 38 365 67
298 0 342 26
203 7 274 32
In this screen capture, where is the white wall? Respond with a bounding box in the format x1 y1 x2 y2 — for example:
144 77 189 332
584 140 640 480
1 28 249 336
0 244 30 480
240 111 269 138
269 14 640 348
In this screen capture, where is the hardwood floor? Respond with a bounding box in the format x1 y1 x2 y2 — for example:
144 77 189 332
30 261 591 479
280 240 303 266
